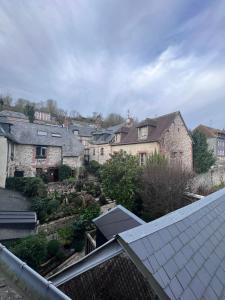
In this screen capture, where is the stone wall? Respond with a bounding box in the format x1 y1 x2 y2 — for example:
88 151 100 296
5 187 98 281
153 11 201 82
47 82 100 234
63 156 83 169
89 144 112 164
8 144 62 177
112 142 159 157
0 137 8 188
160 114 193 171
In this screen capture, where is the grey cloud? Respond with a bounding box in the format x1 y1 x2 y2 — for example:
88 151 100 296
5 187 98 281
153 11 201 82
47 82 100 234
0 0 224 128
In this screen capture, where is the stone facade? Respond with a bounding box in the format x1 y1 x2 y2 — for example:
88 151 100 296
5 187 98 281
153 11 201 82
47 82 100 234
7 144 62 177
89 144 112 164
160 114 193 171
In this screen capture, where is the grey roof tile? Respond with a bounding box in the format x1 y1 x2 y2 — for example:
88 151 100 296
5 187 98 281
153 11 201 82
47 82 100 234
197 267 211 288
193 252 205 269
169 276 183 298
164 258 179 279
190 276 205 299
154 267 170 288
182 244 194 260
186 259 198 278
154 249 167 266
168 224 180 238
171 237 183 252
148 255 160 273
203 286 218 300
211 276 223 297
174 251 187 269
176 268 191 289
179 231 189 245
149 232 165 251
165 286 176 300
161 243 175 261
158 228 173 244
130 240 149 260
180 287 197 300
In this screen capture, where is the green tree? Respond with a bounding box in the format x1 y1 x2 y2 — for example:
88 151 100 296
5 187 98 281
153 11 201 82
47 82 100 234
100 151 141 210
192 130 215 173
102 113 125 128
58 164 72 181
24 104 35 123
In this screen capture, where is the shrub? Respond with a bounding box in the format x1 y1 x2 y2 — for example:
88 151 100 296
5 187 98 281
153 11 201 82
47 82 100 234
84 182 101 197
31 197 49 222
47 240 60 257
58 165 72 181
86 160 101 176
99 194 108 205
10 234 48 270
58 226 74 247
6 177 47 198
46 199 60 214
75 180 84 192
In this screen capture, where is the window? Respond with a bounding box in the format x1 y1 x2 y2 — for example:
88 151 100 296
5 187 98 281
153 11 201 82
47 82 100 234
93 148 95 156
14 170 24 177
37 130 47 136
139 153 146 165
51 133 61 138
100 148 104 155
36 146 47 158
73 130 79 135
138 127 148 140
114 133 121 143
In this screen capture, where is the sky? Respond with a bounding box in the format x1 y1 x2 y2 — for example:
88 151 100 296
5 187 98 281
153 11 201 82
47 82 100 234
0 0 225 128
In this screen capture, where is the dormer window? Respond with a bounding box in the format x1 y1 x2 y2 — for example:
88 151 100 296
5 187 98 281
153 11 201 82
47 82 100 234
37 130 47 136
114 133 121 143
73 130 79 135
138 126 148 140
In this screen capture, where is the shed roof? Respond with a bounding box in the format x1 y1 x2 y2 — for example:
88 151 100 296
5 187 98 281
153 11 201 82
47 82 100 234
119 187 225 299
93 205 145 241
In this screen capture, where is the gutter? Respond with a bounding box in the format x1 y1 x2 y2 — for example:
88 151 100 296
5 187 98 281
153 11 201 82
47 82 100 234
0 244 71 300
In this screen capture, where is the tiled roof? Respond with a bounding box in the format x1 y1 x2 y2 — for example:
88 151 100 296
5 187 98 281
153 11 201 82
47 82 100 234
194 124 225 138
119 188 225 299
9 122 84 157
113 111 180 145
91 124 123 145
93 205 145 241
70 123 96 137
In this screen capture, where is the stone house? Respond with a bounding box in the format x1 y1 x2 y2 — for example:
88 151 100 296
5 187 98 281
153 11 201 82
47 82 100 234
194 124 225 166
0 118 84 188
89 112 193 171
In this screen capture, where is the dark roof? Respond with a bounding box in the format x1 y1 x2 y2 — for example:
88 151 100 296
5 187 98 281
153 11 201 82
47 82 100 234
9 122 84 157
93 205 145 241
195 124 225 138
0 110 28 120
113 111 180 145
118 187 225 299
91 124 123 145
51 188 225 300
69 123 96 137
0 211 37 225
115 126 129 134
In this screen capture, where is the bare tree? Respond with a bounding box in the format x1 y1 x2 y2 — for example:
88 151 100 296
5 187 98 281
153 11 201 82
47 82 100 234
139 153 193 221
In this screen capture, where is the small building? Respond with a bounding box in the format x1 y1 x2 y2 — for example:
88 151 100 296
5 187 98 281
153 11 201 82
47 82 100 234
0 211 37 241
194 124 225 166
50 187 225 300
0 119 84 187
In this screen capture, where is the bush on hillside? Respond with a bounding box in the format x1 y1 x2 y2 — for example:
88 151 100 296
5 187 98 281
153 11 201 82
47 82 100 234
58 165 72 181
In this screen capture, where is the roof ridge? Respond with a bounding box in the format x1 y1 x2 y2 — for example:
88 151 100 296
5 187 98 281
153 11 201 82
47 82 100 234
119 187 225 244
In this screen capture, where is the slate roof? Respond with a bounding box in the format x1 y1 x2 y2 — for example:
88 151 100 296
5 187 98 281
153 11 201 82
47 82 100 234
0 110 28 120
70 123 96 137
113 111 180 145
93 205 145 241
0 211 37 226
91 124 123 145
195 124 225 138
9 122 84 157
118 187 225 300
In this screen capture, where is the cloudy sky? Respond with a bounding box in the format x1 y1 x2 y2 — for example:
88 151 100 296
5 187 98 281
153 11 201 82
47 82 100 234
0 0 225 128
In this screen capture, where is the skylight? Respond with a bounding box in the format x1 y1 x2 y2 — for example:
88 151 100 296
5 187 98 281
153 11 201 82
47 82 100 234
37 130 47 136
